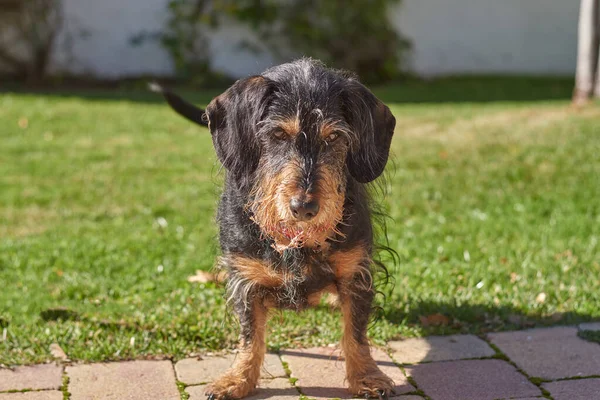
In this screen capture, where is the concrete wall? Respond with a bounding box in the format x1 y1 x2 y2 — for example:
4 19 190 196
392 0 579 76
45 0 579 78
50 0 275 78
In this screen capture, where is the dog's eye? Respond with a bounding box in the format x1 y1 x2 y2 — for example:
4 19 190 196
273 130 287 140
325 132 340 143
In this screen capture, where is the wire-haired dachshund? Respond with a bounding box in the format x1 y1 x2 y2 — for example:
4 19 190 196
153 58 396 399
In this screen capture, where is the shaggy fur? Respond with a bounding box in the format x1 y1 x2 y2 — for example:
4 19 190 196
154 58 396 400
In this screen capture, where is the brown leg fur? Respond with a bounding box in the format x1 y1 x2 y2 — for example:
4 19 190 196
340 281 394 398
205 299 268 399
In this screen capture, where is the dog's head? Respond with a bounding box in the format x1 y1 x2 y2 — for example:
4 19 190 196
159 59 395 251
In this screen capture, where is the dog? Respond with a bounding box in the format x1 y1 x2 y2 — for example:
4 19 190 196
153 58 396 399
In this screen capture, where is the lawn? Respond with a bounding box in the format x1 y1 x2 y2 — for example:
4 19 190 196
1 76 599 365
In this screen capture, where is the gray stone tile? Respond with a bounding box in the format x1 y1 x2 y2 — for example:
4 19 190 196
66 360 179 400
406 359 541 400
262 353 287 378
0 364 62 392
246 379 298 400
579 322 600 331
281 347 414 399
175 353 286 385
388 334 495 364
504 398 543 400
0 393 63 400
542 378 600 400
175 355 234 385
488 326 600 379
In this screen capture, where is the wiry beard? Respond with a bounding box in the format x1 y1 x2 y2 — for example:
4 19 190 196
247 161 346 253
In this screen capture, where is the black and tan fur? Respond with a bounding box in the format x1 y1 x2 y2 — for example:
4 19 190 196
153 58 396 399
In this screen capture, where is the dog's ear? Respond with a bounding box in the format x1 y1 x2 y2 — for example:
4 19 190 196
343 81 396 183
206 76 275 187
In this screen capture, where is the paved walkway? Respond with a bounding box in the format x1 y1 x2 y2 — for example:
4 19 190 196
2 323 600 400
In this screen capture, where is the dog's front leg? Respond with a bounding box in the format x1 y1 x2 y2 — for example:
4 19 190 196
206 296 267 400
340 277 394 399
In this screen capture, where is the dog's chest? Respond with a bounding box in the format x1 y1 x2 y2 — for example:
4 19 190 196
264 252 338 310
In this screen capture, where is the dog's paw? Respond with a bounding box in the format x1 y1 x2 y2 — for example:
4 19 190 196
205 373 255 400
348 368 395 399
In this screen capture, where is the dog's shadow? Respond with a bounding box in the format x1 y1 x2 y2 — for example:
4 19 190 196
381 299 597 335
246 387 300 400
257 300 600 399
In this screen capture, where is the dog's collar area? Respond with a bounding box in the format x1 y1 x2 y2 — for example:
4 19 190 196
272 240 329 254
268 224 332 254
248 215 335 253
279 225 329 239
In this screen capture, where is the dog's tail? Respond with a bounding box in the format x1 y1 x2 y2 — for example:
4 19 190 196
149 82 208 127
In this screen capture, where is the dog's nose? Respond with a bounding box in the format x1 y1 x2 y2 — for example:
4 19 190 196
289 197 320 221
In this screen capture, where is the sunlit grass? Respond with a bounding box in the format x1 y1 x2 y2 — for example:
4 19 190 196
1 76 599 364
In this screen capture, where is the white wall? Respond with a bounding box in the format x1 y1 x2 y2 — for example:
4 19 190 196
393 0 579 76
48 0 579 79
49 0 275 78
51 0 173 77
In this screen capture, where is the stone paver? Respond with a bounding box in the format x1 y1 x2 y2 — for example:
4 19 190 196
406 359 541 400
175 353 286 384
186 384 426 400
579 322 600 331
262 353 287 378
542 378 600 400
10 326 600 399
186 378 298 400
488 326 600 379
66 360 179 400
281 347 414 399
0 364 62 392
388 334 495 364
0 393 63 400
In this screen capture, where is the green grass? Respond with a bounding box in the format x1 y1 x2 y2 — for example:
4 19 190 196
580 330 600 345
1 76 599 365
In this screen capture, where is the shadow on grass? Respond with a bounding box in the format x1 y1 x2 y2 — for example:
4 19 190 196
40 307 80 322
579 330 600 345
373 75 574 104
1 75 574 106
0 83 220 107
381 299 598 337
